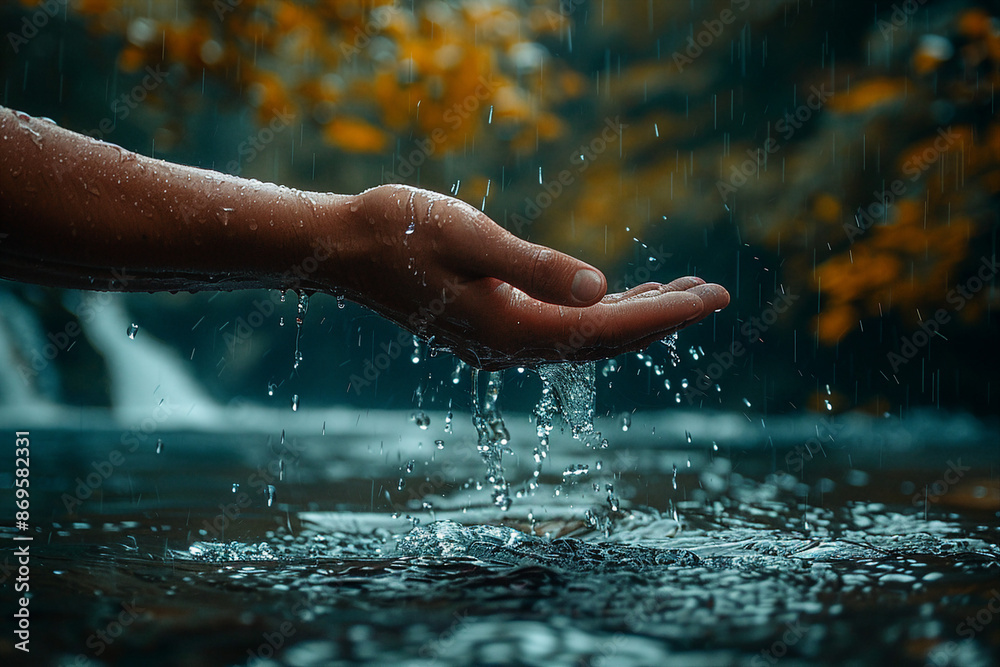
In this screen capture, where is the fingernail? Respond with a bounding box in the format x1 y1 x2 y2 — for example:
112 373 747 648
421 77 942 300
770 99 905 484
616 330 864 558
571 269 603 302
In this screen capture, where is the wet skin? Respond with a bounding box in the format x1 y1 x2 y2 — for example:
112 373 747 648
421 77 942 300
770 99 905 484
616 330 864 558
0 106 729 370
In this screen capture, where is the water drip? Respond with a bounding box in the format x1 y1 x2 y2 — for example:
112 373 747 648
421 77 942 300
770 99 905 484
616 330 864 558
471 368 511 510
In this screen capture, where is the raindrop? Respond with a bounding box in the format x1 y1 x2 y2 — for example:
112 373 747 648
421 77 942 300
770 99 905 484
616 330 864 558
232 483 239 493
336 295 346 309
410 411 430 429
620 413 631 431
126 323 139 339
435 439 445 449
397 478 406 491
155 438 163 454
661 333 680 366
742 397 752 408
265 485 276 507
672 463 678 489
291 394 300 411
267 382 276 397
562 464 590 477
405 459 415 474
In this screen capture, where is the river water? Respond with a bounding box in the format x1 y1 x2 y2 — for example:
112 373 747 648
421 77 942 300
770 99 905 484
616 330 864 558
1 407 997 666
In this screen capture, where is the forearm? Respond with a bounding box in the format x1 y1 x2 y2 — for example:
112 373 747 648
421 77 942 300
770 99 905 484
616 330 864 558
0 106 348 293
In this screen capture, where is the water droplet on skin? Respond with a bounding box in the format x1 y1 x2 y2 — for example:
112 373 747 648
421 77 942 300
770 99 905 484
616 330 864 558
126 323 139 339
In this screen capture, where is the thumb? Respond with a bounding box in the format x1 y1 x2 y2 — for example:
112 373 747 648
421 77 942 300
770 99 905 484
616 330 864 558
471 238 607 306
440 198 607 305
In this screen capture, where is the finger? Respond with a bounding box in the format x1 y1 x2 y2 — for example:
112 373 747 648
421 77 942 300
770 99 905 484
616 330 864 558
601 282 662 304
684 283 730 321
446 211 607 306
661 276 705 292
497 287 706 357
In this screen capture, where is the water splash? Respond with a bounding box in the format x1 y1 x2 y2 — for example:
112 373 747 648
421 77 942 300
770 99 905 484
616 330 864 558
661 333 680 366
126 323 139 339
471 368 511 510
534 362 597 440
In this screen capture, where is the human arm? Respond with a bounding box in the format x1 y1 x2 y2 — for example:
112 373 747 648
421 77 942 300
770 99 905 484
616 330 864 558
0 106 729 369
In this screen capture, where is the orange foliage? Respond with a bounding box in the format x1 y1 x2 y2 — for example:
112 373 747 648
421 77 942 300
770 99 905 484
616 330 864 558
828 77 909 114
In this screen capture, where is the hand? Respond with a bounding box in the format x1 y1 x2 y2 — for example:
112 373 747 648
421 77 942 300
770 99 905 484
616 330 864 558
327 185 730 370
